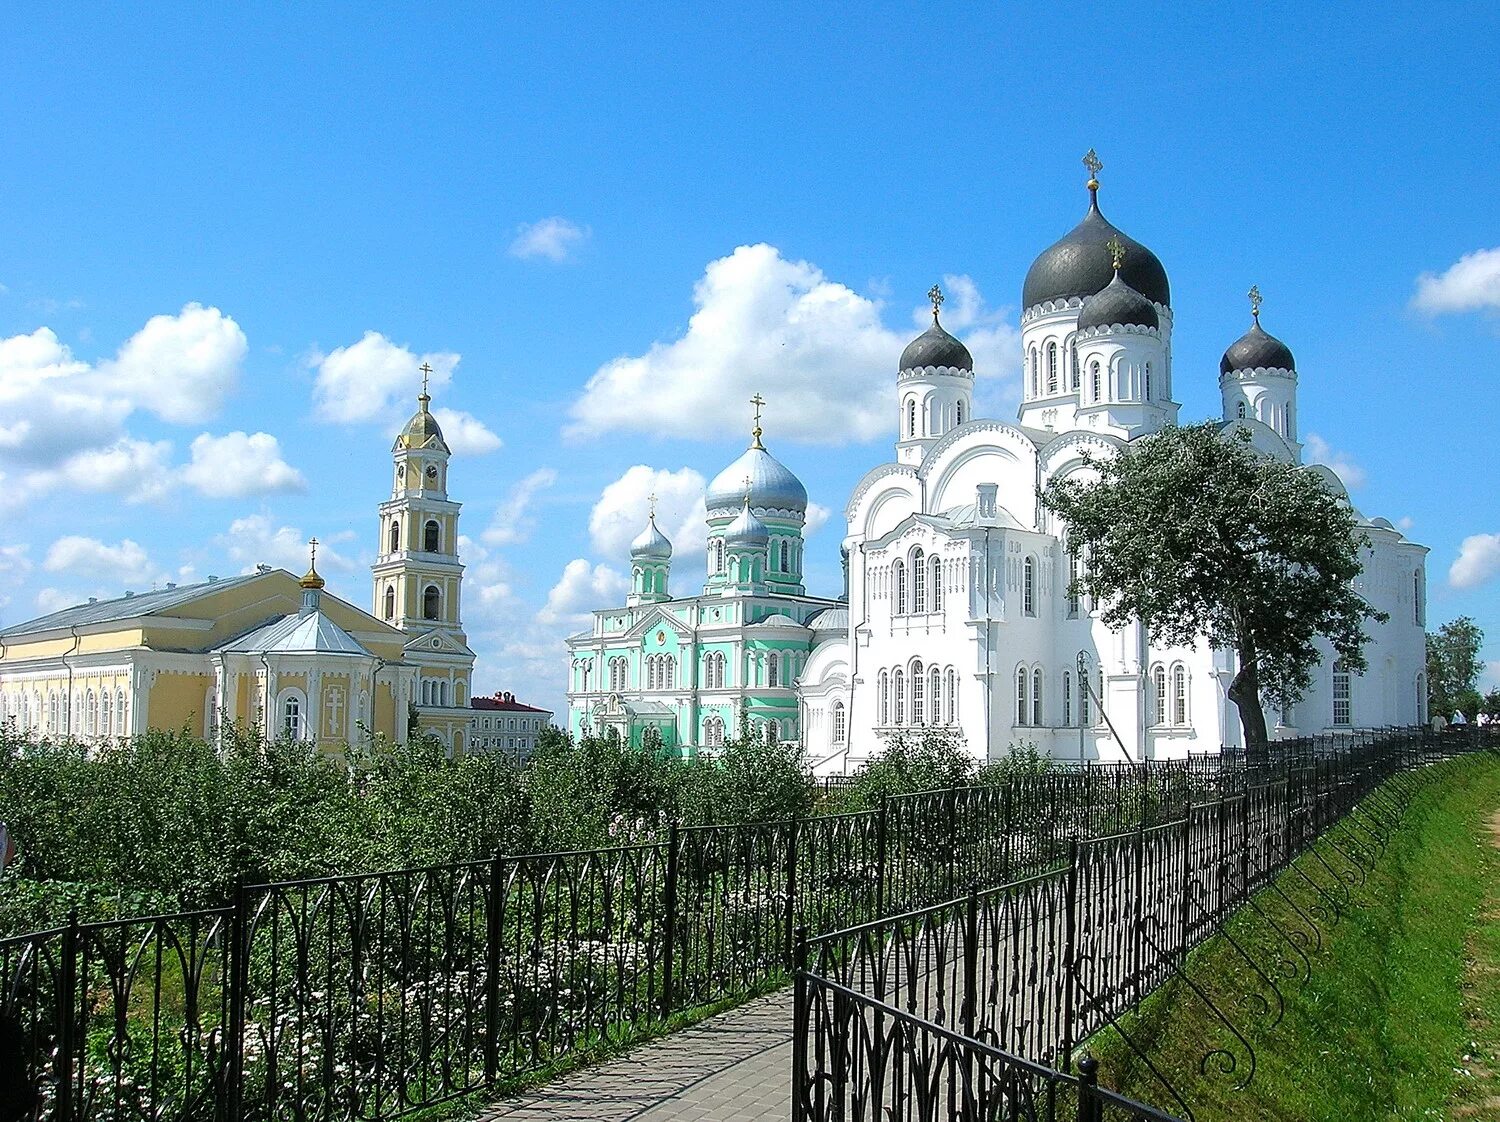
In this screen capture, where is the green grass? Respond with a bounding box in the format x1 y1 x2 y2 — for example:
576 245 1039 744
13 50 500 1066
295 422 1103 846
1089 752 1500 1122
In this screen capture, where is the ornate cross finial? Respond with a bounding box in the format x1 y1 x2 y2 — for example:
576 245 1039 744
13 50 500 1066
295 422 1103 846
647 491 658 519
1106 235 1126 272
1083 148 1103 195
749 393 766 449
928 283 944 322
308 537 319 568
418 362 433 401
1248 284 1263 322
742 473 754 506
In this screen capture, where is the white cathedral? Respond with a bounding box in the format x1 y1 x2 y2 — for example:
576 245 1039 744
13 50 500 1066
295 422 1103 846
569 154 1428 771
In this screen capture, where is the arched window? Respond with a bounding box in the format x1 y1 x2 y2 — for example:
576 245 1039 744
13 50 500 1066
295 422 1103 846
1063 671 1072 726
832 701 846 743
780 540 791 572
102 691 113 738
1237 400 1247 419
907 398 917 437
84 690 97 737
1332 660 1352 726
1088 360 1101 403
424 519 440 552
912 548 926 612
647 657 657 691
1016 667 1029 725
1171 665 1187 725
1023 556 1036 617
955 401 964 425
893 560 907 614
609 657 627 693
422 585 441 620
1047 343 1058 394
1067 551 1080 618
116 691 126 736
879 670 890 725
384 586 396 620
47 692 57 733
282 695 303 741
768 653 780 688
705 715 725 748
946 667 958 723
894 670 905 725
388 519 400 554
1029 348 1039 397
1144 362 1152 401
929 666 941 724
911 660 925 725
1032 668 1044 727
1152 665 1167 726
930 556 943 612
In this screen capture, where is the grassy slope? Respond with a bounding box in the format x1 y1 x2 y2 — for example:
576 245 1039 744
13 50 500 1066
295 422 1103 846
1090 752 1500 1122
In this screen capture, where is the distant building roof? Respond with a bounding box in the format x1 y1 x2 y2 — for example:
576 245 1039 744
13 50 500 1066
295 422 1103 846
471 690 552 715
0 572 267 639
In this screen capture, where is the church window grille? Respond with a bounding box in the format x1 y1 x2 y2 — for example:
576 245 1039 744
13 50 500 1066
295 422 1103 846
1047 344 1058 394
1016 667 1029 726
1023 556 1036 617
911 661 925 725
906 399 917 437
283 697 302 741
1332 661 1351 726
1152 665 1167 726
930 556 943 612
780 540 790 573
832 701 846 743
423 585 441 621
384 586 395 620
1033 668 1044 727
879 671 890 725
768 653 780 688
912 548 926 612
1144 363 1152 401
424 520 440 552
1172 665 1187 725
1063 671 1072 726
1237 401 1247 419
893 561 907 614
389 520 400 554
894 670 905 725
1090 361 1100 402
713 539 725 574
956 401 964 425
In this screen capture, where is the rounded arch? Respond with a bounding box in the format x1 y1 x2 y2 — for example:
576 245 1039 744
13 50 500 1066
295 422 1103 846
388 519 400 554
383 586 396 621
422 585 441 621
424 519 441 552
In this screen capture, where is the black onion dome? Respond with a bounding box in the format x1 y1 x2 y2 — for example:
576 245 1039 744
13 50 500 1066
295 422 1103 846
1023 199 1170 311
1077 273 1159 331
899 319 973 372
1220 321 1295 375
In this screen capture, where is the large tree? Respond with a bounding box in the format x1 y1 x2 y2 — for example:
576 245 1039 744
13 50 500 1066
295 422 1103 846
1425 616 1484 720
1040 423 1385 757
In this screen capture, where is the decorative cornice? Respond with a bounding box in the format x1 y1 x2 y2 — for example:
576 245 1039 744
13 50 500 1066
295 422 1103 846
844 462 919 522
917 420 1037 482
1074 322 1161 342
1219 365 1296 381
897 365 975 381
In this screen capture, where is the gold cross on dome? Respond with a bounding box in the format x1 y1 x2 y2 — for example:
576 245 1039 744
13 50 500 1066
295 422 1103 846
749 393 766 449
1082 148 1103 183
1248 285 1263 321
419 362 433 397
1106 235 1126 271
928 284 944 321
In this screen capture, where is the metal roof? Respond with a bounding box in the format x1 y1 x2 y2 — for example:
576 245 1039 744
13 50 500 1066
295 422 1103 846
0 572 267 639
217 609 372 657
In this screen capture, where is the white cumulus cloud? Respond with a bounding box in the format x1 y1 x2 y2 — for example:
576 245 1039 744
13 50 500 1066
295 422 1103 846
539 559 627 627
588 465 709 560
509 217 590 262
431 408 503 455
44 536 159 586
98 303 247 422
1303 433 1367 490
483 468 560 547
1450 532 1500 590
182 432 307 498
1412 247 1500 316
569 244 917 444
311 332 460 424
24 438 176 503
215 514 355 576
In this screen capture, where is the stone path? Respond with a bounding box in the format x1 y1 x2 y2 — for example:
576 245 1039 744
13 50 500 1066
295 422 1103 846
478 988 793 1121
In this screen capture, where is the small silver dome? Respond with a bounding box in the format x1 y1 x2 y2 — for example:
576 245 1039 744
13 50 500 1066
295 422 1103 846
724 499 770 546
630 514 672 560
706 443 808 516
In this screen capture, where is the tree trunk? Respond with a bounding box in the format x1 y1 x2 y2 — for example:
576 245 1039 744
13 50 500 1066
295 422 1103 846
1227 637 1270 761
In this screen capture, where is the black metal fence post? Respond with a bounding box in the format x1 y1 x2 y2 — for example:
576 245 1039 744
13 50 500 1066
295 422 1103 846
1075 1055 1102 1122
783 817 800 968
223 881 249 1122
946 784 959 897
963 889 979 1040
874 796 888 919
483 853 505 1086
789 926 808 1122
1061 839 1079 1071
661 821 681 1018
55 909 79 1122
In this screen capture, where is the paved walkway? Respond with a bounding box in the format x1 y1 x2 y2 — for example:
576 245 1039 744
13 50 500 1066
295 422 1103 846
478 989 793 1121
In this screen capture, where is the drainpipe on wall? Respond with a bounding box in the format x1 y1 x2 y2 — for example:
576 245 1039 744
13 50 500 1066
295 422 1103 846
62 626 81 737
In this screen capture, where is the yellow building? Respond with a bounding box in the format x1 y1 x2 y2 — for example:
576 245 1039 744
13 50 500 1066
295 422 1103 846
0 379 479 753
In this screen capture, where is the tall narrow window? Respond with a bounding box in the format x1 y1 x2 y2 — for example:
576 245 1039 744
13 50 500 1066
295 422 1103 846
930 666 942 724
1023 556 1036 617
1144 362 1152 401
1172 665 1187 725
833 701 846 743
780 540 791 572
912 548 926 612
1067 551 1080 618
1332 661 1351 726
1016 667 1029 725
1063 671 1072 726
714 540 725 574
384 586 396 620
956 401 964 425
1047 343 1058 394
879 671 890 725
388 520 400 553
423 585 441 620
1032 668 1044 727
768 653 780 687
946 667 958 723
930 556 943 611
115 690 126 736
283 697 302 741
1152 665 1167 726
647 658 657 691
1090 360 1101 402
424 519 440 552
1237 401 1247 419
894 670 905 725
894 560 907 614
911 660 925 725
907 399 917 437
1029 348 1039 397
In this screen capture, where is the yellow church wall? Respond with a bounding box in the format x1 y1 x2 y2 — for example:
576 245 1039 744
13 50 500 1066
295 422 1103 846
146 671 214 737
373 679 398 739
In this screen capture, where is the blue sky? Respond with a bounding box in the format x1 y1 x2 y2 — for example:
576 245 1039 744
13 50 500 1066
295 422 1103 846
3 2 1499 716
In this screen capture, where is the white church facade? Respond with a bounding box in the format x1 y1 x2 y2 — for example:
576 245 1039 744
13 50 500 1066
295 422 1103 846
568 153 1428 770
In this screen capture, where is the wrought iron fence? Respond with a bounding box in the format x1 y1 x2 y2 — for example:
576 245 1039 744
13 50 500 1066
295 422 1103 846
0 725 1482 1121
792 728 1489 1122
